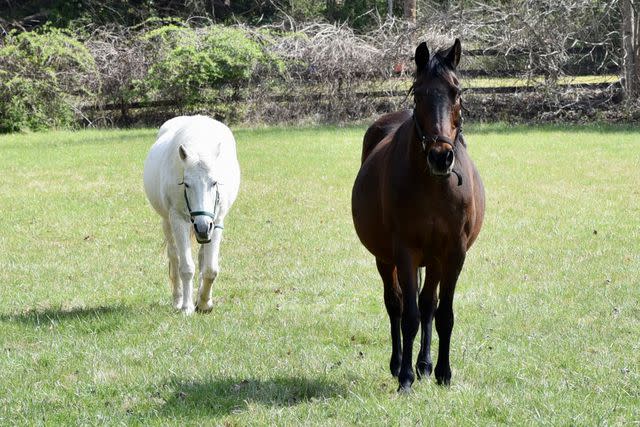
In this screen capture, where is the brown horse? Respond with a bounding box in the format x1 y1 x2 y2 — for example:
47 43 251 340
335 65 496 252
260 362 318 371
351 39 485 391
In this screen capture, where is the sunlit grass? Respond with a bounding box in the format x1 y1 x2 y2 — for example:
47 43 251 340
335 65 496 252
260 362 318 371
365 74 620 93
0 124 638 425
466 74 620 88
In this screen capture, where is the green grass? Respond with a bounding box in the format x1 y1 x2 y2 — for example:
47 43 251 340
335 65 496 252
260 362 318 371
0 124 638 425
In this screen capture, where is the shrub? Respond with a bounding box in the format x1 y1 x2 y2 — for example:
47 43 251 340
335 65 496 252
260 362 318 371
0 27 96 132
139 23 281 119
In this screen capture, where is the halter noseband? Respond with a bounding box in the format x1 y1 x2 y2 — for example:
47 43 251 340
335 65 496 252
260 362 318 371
412 109 463 186
182 182 224 230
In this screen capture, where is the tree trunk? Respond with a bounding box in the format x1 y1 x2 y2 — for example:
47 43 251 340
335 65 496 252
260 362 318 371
621 0 640 98
388 0 393 19
404 0 416 23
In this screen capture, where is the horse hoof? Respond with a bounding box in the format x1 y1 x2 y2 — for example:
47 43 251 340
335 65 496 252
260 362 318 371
436 377 451 386
416 361 433 380
195 303 213 314
397 383 413 394
435 364 451 386
181 305 195 316
397 370 415 392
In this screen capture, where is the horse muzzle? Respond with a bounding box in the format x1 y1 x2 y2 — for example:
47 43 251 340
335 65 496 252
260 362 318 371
192 216 213 244
427 146 455 176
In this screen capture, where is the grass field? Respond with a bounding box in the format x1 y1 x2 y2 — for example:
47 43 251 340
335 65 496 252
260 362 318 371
0 124 638 425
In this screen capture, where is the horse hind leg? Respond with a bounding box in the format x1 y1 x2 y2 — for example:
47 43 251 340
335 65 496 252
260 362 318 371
376 258 402 378
163 219 182 310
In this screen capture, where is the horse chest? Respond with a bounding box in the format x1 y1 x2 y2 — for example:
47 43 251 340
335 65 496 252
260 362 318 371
396 211 459 246
388 189 468 253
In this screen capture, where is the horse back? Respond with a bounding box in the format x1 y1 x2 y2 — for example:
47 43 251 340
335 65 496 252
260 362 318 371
361 110 411 164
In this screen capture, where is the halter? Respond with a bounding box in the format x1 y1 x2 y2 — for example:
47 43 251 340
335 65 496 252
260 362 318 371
412 109 463 186
182 182 224 230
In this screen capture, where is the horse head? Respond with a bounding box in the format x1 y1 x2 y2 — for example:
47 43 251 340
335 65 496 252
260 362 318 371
412 39 463 179
178 144 220 244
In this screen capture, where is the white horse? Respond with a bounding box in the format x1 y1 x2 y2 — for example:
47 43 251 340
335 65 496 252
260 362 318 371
143 115 240 314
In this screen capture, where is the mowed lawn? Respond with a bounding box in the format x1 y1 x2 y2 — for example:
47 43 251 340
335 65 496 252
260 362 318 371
0 124 638 425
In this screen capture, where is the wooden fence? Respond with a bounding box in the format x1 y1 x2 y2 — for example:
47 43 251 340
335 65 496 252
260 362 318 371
81 46 623 123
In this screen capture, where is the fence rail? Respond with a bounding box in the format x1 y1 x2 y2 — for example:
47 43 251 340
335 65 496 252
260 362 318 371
84 80 621 113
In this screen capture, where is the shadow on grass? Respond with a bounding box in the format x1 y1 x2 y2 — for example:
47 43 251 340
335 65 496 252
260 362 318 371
0 304 136 325
154 375 346 418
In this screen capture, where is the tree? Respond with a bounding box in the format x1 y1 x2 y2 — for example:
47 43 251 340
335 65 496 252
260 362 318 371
404 0 416 23
621 0 640 99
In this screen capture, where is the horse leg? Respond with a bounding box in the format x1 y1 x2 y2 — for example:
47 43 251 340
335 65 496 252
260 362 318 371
416 266 439 379
434 254 465 385
169 212 196 315
394 248 420 392
196 228 222 313
162 219 182 309
376 258 402 377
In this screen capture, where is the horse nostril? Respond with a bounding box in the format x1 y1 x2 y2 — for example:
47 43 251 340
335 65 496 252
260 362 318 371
208 222 213 233
427 149 437 166
445 150 454 167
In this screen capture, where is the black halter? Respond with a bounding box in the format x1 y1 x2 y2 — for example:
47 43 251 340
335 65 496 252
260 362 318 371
412 109 463 186
182 183 224 230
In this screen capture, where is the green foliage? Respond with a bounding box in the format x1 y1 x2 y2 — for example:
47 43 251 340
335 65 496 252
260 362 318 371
139 24 283 119
0 77 75 132
326 0 391 29
0 27 96 132
3 0 393 30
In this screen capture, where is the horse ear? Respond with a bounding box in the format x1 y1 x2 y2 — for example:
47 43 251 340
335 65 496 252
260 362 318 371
444 38 461 70
415 42 429 72
178 144 189 161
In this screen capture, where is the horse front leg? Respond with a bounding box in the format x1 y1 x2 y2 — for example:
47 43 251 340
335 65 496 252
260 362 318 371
416 266 439 379
434 253 465 385
169 211 196 315
196 227 222 313
376 258 402 377
394 247 420 392
162 219 182 309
